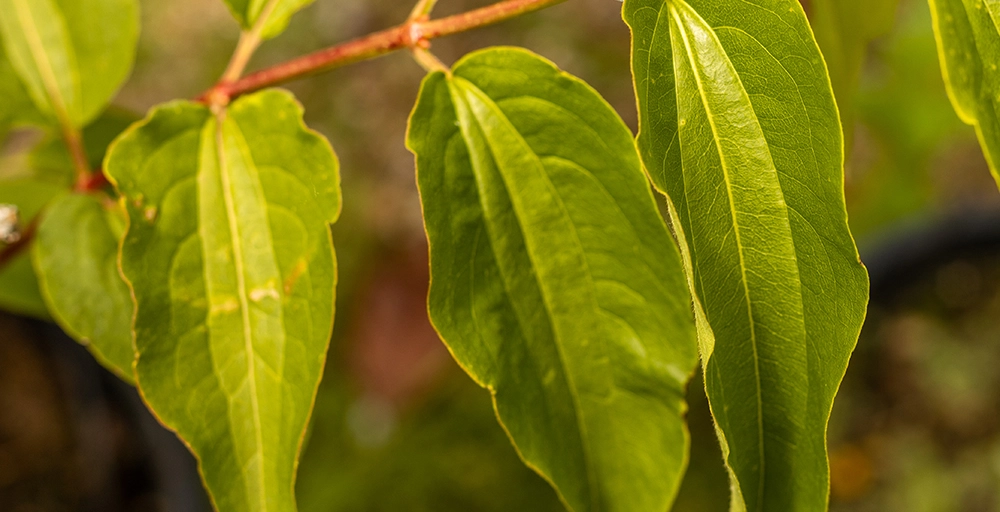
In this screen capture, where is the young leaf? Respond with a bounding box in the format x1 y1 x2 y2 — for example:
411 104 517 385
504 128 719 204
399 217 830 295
928 0 1000 186
105 89 341 512
407 47 699 512
0 0 139 128
0 179 63 318
624 1 869 510
222 0 313 40
32 193 135 383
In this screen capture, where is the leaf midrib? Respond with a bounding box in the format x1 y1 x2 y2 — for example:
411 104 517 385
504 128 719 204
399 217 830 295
10 0 74 125
213 113 268 511
668 3 766 510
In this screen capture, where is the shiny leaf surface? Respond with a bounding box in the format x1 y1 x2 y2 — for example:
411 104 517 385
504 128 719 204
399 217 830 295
625 1 869 510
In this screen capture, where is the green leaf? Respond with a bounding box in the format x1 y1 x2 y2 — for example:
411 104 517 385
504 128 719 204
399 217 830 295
105 89 341 512
222 0 313 40
407 47 699 512
807 0 899 139
0 0 139 128
0 50 42 132
928 0 1000 186
32 193 135 383
624 1 869 510
0 179 63 319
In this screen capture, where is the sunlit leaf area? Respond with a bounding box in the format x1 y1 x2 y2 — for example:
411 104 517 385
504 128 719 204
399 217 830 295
2 0 1000 511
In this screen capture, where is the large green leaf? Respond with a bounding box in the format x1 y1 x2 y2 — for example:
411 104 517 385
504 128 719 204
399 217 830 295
928 0 1000 185
0 179 63 318
624 1 869 510
807 0 899 139
0 0 138 128
222 0 313 39
32 193 135 383
407 47 699 512
105 89 341 512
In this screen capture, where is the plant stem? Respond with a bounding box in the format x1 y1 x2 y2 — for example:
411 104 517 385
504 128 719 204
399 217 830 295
202 0 567 102
411 47 450 73
221 30 263 84
63 125 93 191
409 0 439 19
218 0 283 92
75 168 110 192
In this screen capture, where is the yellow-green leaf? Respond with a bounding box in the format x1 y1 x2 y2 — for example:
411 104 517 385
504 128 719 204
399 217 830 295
222 0 313 40
0 0 138 128
928 0 1000 186
32 193 135 383
0 50 42 132
625 0 870 510
105 89 341 512
407 47 699 512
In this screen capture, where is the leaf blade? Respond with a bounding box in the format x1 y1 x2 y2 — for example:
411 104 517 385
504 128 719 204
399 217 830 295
928 0 1000 184
0 0 138 127
222 0 313 40
408 47 699 512
105 89 340 512
625 0 870 510
32 193 135 383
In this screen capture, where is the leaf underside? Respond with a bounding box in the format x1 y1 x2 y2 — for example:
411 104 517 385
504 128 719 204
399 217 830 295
408 47 699 512
624 0 869 510
106 89 341 512
928 0 1000 186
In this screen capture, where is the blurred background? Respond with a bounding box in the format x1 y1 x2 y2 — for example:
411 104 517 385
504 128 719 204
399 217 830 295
3 0 1000 510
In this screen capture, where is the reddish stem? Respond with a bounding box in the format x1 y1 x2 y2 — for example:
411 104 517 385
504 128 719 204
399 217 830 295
63 125 93 190
75 168 110 192
200 0 567 103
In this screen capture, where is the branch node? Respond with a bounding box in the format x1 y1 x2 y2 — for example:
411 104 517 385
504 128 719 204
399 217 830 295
403 17 430 49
